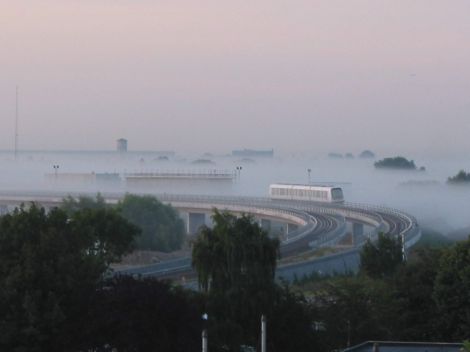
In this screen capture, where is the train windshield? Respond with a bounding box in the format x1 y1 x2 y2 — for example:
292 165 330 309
331 188 344 200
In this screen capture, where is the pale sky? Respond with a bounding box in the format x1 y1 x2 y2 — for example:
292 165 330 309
1 0 469 156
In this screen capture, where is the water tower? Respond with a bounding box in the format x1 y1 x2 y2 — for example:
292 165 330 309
116 138 128 153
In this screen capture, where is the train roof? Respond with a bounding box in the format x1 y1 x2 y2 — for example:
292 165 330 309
269 183 341 190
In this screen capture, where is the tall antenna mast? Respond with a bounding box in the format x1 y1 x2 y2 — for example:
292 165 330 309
14 86 19 160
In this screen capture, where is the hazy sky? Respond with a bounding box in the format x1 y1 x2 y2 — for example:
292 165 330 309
1 1 469 155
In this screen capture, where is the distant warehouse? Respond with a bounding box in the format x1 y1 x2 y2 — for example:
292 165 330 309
232 149 274 158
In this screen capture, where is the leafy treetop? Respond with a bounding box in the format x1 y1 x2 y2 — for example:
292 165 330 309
374 156 417 170
360 233 404 279
0 204 138 351
447 170 470 184
192 209 279 293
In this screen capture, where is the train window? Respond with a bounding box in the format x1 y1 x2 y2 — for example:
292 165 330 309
331 188 344 200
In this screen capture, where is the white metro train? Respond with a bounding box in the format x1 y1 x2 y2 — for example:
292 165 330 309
269 183 344 203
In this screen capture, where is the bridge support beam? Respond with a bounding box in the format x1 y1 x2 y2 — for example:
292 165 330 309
187 212 206 235
352 223 364 245
286 223 298 234
0 204 8 216
260 219 271 232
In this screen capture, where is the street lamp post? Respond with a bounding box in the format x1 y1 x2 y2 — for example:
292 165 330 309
53 165 59 180
202 313 208 352
236 166 243 179
261 315 267 352
401 233 407 262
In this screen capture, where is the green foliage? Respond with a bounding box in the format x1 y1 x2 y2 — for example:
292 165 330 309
0 204 138 351
192 209 279 293
61 193 108 214
118 194 185 252
313 275 396 350
412 228 454 249
391 248 443 341
192 210 318 351
374 156 417 170
311 247 446 350
447 170 470 184
360 233 404 279
266 284 319 352
359 150 375 158
309 237 470 349
62 193 186 252
80 276 203 352
434 237 470 339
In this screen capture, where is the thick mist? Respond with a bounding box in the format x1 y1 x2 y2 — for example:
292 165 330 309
1 1 470 155
1 1 469 236
1 151 469 236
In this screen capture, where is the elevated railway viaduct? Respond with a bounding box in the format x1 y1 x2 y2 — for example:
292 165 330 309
0 191 421 281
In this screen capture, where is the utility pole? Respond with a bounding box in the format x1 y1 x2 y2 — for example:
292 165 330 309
14 86 19 160
261 315 267 352
202 313 208 352
53 165 60 180
202 329 208 352
401 233 407 262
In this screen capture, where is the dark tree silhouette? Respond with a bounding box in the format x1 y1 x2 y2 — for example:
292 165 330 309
360 233 404 279
0 204 138 351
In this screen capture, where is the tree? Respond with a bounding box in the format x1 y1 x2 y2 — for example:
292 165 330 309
61 193 108 215
192 211 319 352
391 248 443 341
447 170 470 184
118 194 185 252
374 156 418 170
0 204 138 351
192 210 280 350
359 150 375 159
80 276 203 352
360 233 404 279
192 210 279 293
312 276 396 350
268 283 319 352
433 237 470 340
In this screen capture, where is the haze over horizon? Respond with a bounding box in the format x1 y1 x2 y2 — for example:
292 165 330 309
1 1 469 156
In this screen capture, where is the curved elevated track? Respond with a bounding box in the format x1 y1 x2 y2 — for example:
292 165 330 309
0 191 421 280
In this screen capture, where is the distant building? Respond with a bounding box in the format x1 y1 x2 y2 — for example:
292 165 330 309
125 170 235 189
117 138 128 153
45 172 121 185
232 149 274 158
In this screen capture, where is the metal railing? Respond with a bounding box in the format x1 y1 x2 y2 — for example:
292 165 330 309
0 190 419 247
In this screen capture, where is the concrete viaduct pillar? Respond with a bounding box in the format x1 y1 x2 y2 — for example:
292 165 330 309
286 223 298 234
0 204 9 216
352 223 364 245
187 212 206 235
260 219 271 233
